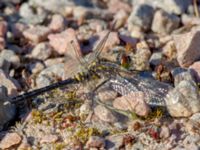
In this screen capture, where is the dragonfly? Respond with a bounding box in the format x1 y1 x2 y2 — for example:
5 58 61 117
11 31 112 103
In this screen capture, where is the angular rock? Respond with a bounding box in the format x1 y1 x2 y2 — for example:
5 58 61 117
23 25 51 43
0 132 21 149
0 85 16 130
86 136 105 149
166 80 200 117
152 10 180 34
48 28 81 57
113 91 151 117
173 29 200 67
128 4 154 31
30 0 74 15
19 3 47 25
94 105 117 123
0 69 20 96
49 14 65 32
0 49 20 68
171 67 195 86
31 42 53 60
36 63 66 88
132 0 191 15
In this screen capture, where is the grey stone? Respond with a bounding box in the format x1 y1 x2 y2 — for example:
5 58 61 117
29 0 74 15
31 42 53 60
171 67 195 86
0 85 16 131
128 4 154 31
151 10 180 34
0 50 20 69
166 80 200 117
36 63 65 88
149 52 163 67
132 0 191 15
0 69 21 96
19 3 47 25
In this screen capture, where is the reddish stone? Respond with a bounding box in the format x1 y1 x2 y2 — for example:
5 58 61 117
173 29 200 67
49 14 65 32
23 25 51 43
48 28 82 58
113 91 151 117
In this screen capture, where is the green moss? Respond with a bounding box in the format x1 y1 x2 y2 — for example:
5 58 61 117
72 126 101 144
54 143 66 150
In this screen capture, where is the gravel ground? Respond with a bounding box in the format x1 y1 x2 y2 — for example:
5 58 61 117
0 0 200 149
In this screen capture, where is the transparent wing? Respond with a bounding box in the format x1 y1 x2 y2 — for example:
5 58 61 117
109 75 173 106
86 31 110 64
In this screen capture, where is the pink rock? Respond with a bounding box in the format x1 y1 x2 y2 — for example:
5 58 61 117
11 23 28 38
108 0 131 14
173 29 200 67
0 132 22 149
0 69 21 96
23 25 51 43
40 134 58 144
0 37 5 50
113 92 151 117
91 31 120 53
0 21 7 37
189 61 200 82
48 28 82 58
49 14 65 32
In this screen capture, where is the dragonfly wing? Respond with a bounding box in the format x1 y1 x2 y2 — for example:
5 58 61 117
86 31 110 63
